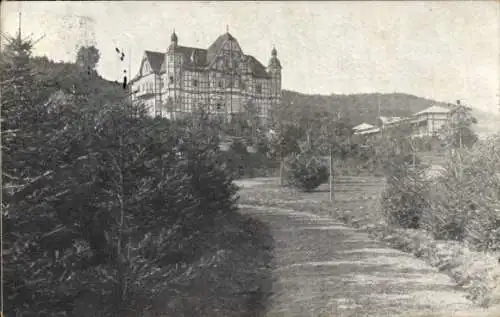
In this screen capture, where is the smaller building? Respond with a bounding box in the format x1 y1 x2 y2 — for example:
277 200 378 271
352 122 380 136
409 105 451 137
378 116 407 129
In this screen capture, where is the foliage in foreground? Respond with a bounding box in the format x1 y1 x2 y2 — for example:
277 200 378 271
421 135 500 250
376 127 429 229
2 34 259 317
380 163 430 229
380 132 500 252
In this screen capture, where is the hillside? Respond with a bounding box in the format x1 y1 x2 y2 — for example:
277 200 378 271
281 90 499 137
32 56 127 104
281 90 452 126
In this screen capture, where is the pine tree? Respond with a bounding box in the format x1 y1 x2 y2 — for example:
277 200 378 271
1 34 50 180
2 31 240 316
1 32 68 317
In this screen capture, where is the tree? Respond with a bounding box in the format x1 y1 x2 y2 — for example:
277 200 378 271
1 34 53 180
2 35 239 317
445 103 478 150
366 120 422 175
267 122 302 185
313 112 354 200
76 45 100 74
1 33 80 316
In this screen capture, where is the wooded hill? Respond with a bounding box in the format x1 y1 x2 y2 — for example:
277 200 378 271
281 89 453 126
281 89 499 138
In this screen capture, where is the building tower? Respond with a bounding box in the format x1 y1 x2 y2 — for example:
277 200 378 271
166 30 182 119
267 46 282 125
170 30 178 50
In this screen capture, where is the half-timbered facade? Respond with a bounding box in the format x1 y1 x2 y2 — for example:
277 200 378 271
130 31 282 125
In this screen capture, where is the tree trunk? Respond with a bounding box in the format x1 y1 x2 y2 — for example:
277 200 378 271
329 146 334 201
279 157 284 186
412 139 416 168
459 127 463 150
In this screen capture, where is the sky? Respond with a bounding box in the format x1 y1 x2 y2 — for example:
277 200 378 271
2 1 499 114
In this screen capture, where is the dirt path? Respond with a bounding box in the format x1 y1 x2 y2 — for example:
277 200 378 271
236 178 491 317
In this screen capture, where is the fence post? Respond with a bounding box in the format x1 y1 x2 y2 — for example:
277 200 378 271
329 146 334 201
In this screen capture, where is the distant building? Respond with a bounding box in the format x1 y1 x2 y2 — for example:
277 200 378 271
355 103 473 139
409 105 451 137
130 30 282 125
352 122 380 136
378 116 407 129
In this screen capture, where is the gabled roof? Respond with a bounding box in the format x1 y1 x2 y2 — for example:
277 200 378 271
138 32 270 78
379 116 404 125
176 46 208 67
415 105 451 116
353 122 375 131
354 127 380 135
144 50 165 73
207 32 235 63
246 55 270 78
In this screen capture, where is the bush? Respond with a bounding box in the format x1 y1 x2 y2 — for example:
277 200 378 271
379 134 500 251
421 135 500 251
284 150 329 192
221 139 279 179
223 139 248 178
380 154 430 229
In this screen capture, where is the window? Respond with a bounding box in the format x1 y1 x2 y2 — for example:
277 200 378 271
218 81 223 88
169 76 174 84
192 79 198 87
256 83 262 93
216 103 222 110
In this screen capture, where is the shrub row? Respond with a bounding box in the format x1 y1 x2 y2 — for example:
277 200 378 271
381 134 500 253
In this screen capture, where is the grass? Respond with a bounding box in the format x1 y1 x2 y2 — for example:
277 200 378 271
237 176 500 315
